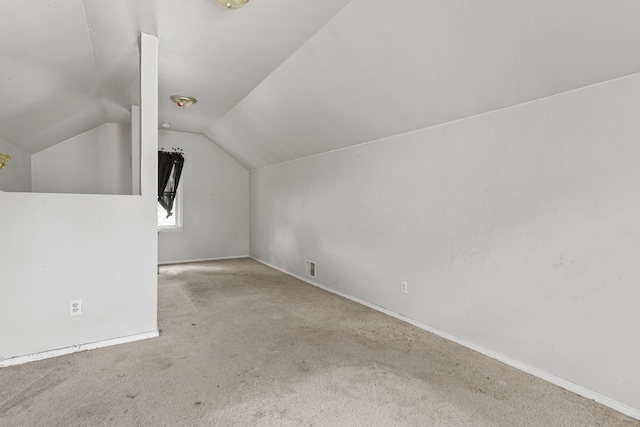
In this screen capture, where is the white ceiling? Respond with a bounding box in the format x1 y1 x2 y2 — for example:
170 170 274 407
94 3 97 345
2 0 640 169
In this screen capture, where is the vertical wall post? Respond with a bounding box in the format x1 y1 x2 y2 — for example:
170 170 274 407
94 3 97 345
131 105 141 195
139 33 158 198
140 32 159 279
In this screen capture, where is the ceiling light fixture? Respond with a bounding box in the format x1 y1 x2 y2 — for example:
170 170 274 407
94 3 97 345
170 95 197 108
214 0 249 9
0 152 10 169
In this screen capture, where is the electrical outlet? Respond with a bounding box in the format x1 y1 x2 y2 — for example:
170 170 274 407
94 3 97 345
69 300 82 316
400 281 408 294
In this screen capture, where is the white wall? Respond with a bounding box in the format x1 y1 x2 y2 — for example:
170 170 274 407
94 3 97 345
158 130 249 263
0 193 158 359
32 123 132 195
0 137 31 192
0 33 159 363
250 74 640 412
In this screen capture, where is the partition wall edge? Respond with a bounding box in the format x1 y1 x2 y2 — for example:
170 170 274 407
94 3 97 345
0 33 159 366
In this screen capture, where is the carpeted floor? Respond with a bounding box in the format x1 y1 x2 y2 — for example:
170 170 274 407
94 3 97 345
0 258 638 426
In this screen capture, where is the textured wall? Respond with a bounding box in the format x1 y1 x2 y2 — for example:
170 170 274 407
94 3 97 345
250 74 640 411
31 123 132 195
157 130 249 263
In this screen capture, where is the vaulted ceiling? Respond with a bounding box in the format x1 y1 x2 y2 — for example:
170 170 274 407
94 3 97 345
2 0 640 170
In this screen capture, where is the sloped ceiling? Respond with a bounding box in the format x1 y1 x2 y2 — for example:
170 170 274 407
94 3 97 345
2 1 640 169
0 0 349 154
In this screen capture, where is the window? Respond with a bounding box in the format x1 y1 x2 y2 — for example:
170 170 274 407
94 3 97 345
157 183 182 230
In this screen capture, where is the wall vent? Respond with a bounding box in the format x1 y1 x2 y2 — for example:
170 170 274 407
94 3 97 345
305 260 316 278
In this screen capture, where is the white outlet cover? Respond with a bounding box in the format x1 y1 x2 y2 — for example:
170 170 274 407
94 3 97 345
69 300 82 316
400 281 408 294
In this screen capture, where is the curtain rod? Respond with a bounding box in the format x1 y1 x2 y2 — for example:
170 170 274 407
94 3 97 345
158 147 184 154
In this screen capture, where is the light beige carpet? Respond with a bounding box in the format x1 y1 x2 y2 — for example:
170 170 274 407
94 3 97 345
0 258 637 426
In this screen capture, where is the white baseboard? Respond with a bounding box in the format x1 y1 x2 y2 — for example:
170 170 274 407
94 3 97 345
251 257 640 421
158 255 249 266
0 331 159 368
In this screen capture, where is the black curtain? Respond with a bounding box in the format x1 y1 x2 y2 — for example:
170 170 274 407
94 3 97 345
158 151 184 218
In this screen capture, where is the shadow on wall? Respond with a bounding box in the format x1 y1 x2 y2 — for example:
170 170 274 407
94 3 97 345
0 123 138 196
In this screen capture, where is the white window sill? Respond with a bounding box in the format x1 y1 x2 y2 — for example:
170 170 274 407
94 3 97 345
158 227 183 232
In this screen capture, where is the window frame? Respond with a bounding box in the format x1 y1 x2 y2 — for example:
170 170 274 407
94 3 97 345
157 181 183 231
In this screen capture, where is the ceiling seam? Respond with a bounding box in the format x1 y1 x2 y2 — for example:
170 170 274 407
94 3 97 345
200 0 357 136
201 133 250 172
249 71 640 173
0 84 104 126
80 0 110 123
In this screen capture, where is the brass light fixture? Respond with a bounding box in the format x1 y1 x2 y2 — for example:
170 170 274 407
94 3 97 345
170 95 197 108
214 0 249 9
0 152 10 169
